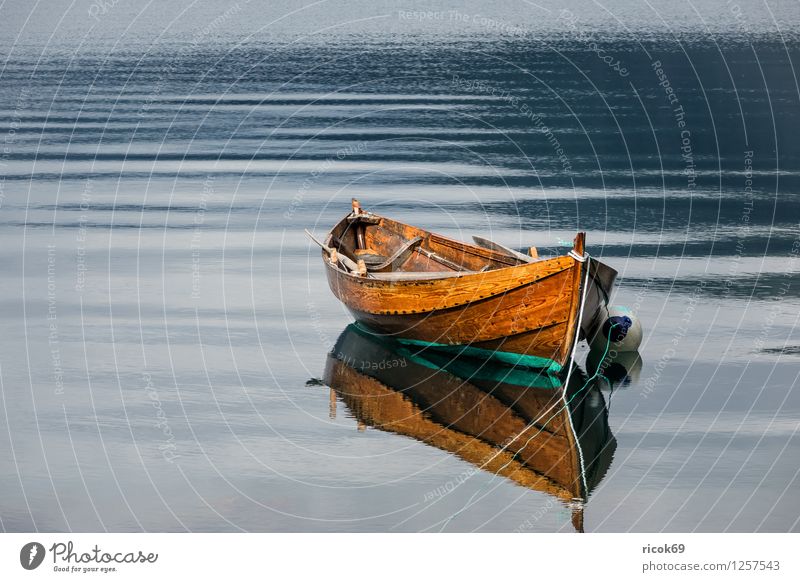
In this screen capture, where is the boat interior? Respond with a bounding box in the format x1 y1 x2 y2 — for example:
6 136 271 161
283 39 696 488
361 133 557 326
323 199 543 279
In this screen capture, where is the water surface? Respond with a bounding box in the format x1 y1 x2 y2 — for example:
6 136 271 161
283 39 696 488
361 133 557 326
1 0 799 532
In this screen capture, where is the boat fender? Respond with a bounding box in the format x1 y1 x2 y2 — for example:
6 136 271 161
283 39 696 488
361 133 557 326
589 305 642 352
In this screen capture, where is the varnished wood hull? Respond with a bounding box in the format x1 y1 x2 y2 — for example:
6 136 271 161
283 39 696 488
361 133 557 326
320 206 615 371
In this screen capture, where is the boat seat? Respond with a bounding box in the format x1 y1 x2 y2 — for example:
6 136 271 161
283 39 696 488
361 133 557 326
353 252 387 267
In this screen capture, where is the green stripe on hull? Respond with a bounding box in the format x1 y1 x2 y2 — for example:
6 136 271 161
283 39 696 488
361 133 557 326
392 337 563 375
412 351 563 389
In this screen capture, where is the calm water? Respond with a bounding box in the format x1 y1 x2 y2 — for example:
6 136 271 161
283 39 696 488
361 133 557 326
1 0 799 532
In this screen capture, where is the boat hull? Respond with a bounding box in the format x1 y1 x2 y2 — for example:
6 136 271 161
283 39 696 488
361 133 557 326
325 253 585 371
319 206 616 371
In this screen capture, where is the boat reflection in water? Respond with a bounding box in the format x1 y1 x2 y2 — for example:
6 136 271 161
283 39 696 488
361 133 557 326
323 323 629 532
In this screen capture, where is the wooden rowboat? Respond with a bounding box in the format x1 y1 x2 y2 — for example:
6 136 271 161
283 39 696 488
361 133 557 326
322 324 617 532
313 199 617 373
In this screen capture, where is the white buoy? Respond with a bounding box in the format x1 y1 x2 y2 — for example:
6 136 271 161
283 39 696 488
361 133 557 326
588 305 642 353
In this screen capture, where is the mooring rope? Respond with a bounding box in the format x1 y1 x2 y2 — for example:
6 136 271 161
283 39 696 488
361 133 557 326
568 249 589 263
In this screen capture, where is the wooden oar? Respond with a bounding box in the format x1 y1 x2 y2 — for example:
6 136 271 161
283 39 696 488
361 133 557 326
369 236 423 272
472 236 535 263
416 246 471 272
305 229 360 273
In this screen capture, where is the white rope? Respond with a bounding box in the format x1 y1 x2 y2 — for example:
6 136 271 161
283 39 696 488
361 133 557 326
569 249 588 263
563 257 593 498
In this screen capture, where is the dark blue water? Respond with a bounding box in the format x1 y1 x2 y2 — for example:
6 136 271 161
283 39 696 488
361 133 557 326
1 0 799 532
